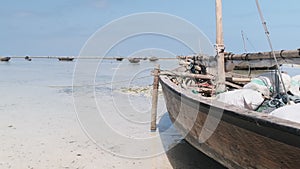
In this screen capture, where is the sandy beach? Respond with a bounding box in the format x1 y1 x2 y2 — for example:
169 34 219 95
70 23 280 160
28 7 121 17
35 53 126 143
0 59 226 169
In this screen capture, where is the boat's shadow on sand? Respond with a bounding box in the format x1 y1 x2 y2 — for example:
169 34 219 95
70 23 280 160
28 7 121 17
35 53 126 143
158 113 227 169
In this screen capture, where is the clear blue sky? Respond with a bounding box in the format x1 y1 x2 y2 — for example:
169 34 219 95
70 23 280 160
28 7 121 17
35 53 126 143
1 0 299 56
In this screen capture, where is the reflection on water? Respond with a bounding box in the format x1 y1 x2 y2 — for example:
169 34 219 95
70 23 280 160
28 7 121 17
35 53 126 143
158 114 227 169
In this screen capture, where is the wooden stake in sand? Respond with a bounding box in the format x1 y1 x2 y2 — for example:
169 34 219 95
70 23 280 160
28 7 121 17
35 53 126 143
151 65 160 131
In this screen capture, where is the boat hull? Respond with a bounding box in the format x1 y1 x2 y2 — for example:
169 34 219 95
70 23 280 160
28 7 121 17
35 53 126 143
116 57 124 61
149 56 159 62
160 75 300 169
58 57 74 61
0 57 11 61
128 58 140 63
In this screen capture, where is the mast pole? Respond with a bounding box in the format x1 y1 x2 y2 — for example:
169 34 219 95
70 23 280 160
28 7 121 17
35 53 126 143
215 0 226 93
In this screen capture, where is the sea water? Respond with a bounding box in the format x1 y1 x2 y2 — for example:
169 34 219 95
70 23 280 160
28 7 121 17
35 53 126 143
0 58 182 158
7 58 300 168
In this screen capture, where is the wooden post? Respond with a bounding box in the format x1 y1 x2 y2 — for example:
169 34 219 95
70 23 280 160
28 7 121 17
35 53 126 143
215 0 226 93
151 65 160 131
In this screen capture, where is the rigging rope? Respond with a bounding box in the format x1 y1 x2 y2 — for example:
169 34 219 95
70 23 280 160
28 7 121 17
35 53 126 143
241 30 248 53
255 0 290 104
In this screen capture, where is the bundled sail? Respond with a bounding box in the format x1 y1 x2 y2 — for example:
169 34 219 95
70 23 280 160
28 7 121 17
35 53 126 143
225 49 300 70
178 48 300 71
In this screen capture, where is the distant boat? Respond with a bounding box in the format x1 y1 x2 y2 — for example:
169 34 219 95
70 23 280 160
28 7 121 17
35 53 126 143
128 57 140 63
115 57 124 61
0 57 11 62
25 56 32 61
58 57 74 61
149 56 159 62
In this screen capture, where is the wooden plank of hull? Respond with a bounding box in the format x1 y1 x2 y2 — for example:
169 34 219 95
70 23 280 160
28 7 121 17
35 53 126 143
160 75 300 169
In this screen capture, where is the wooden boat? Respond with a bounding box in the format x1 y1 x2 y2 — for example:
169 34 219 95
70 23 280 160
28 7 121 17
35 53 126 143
58 57 74 61
159 0 300 168
0 57 11 62
149 56 159 62
115 57 124 61
160 72 300 169
25 56 32 61
128 57 140 63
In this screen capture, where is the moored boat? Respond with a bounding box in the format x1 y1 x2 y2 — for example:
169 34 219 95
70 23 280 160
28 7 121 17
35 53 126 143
159 72 300 169
128 57 140 63
115 57 124 61
25 56 32 61
159 0 300 168
0 57 11 62
58 57 74 61
149 56 159 62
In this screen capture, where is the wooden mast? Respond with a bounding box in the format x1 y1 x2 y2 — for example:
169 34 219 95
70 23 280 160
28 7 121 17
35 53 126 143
215 0 226 93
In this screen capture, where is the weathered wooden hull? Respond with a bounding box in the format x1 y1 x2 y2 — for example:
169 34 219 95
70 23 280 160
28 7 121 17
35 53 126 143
160 75 300 169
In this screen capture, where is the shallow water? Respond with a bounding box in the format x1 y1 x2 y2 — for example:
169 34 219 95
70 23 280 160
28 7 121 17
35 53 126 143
5 58 299 168
1 58 228 169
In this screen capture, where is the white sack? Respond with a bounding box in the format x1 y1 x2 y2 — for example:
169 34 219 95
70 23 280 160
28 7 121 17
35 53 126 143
217 89 264 110
271 104 300 123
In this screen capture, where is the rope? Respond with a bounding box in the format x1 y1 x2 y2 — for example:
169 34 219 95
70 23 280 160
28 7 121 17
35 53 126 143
241 30 248 53
246 36 257 52
241 30 257 52
255 0 290 104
